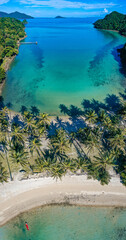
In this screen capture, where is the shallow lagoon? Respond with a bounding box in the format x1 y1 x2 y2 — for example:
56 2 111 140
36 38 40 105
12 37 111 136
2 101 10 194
2 18 126 115
0 205 126 240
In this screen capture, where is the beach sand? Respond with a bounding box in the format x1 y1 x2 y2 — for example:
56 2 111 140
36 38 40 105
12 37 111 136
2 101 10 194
0 174 126 226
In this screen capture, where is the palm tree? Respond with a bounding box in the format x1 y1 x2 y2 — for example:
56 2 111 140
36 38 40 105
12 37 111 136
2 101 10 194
77 126 101 153
36 113 50 134
50 129 70 158
0 107 9 134
0 139 13 181
50 162 66 180
87 129 101 153
108 132 125 153
93 151 115 185
28 136 42 157
69 131 86 158
11 125 25 147
23 111 36 135
0 162 8 183
62 158 78 174
93 151 115 171
85 110 98 124
10 147 29 167
0 108 13 181
102 115 112 129
76 157 89 172
34 156 51 173
98 109 108 123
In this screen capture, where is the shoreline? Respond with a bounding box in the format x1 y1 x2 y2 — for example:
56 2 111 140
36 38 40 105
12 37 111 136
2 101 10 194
0 35 27 95
96 28 126 38
0 175 126 227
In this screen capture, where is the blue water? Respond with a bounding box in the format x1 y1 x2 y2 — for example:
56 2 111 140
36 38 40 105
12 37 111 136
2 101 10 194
0 205 126 240
2 18 126 115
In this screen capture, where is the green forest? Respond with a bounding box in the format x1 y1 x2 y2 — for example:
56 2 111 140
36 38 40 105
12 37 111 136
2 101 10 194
0 17 26 83
0 93 125 186
118 43 126 63
94 11 126 36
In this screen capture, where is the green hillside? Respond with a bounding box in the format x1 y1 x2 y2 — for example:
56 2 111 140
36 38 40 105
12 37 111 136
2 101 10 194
0 17 26 83
0 11 33 19
94 11 126 36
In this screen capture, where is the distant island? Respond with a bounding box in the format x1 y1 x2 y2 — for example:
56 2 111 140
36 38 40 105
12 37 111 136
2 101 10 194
55 16 65 19
94 11 126 36
0 11 33 19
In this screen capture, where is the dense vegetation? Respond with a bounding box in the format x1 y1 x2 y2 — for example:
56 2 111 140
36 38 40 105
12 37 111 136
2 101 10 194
0 93 125 185
0 11 33 19
94 11 126 36
94 11 126 70
118 43 126 63
0 17 26 83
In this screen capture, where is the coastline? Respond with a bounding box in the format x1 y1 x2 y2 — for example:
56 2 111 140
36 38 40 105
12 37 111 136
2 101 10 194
0 174 126 227
96 28 126 38
0 35 27 95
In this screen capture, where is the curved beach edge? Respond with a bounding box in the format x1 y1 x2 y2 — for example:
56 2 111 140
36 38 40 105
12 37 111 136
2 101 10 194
0 175 126 226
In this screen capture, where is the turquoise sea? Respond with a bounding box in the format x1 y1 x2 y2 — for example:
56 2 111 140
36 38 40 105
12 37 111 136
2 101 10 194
0 205 126 240
2 18 126 115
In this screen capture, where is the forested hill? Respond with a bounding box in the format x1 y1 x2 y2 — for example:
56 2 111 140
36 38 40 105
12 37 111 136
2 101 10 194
0 17 26 83
94 11 126 36
0 11 33 19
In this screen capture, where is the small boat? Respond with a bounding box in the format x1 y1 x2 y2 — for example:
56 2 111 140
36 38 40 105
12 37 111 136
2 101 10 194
25 222 29 231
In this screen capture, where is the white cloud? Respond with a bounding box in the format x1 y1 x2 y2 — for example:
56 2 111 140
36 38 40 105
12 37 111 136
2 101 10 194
104 8 108 13
0 0 10 5
20 0 116 10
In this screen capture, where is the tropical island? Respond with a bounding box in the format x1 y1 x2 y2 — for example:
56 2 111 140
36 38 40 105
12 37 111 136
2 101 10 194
0 12 126 228
94 11 126 36
55 16 65 18
0 13 125 187
0 17 26 84
0 11 33 19
94 11 126 68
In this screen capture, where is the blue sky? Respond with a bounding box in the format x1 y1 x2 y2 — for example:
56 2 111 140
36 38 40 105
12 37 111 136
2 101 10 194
0 0 126 17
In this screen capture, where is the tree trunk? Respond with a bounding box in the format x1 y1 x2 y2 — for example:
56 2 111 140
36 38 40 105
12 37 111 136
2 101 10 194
6 152 13 181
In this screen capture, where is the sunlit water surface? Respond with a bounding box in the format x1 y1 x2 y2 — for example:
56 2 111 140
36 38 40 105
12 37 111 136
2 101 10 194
2 18 126 115
0 205 126 240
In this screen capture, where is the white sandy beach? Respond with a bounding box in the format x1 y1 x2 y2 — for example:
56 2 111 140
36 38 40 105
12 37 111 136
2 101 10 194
0 174 126 227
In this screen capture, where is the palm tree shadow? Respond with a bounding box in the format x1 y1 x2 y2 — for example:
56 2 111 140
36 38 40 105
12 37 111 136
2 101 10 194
56 92 124 135
20 105 28 114
49 115 86 136
59 104 83 117
81 99 107 113
12 115 25 128
48 121 58 135
105 94 122 112
30 106 40 116
0 96 14 110
66 117 86 132
81 94 122 113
